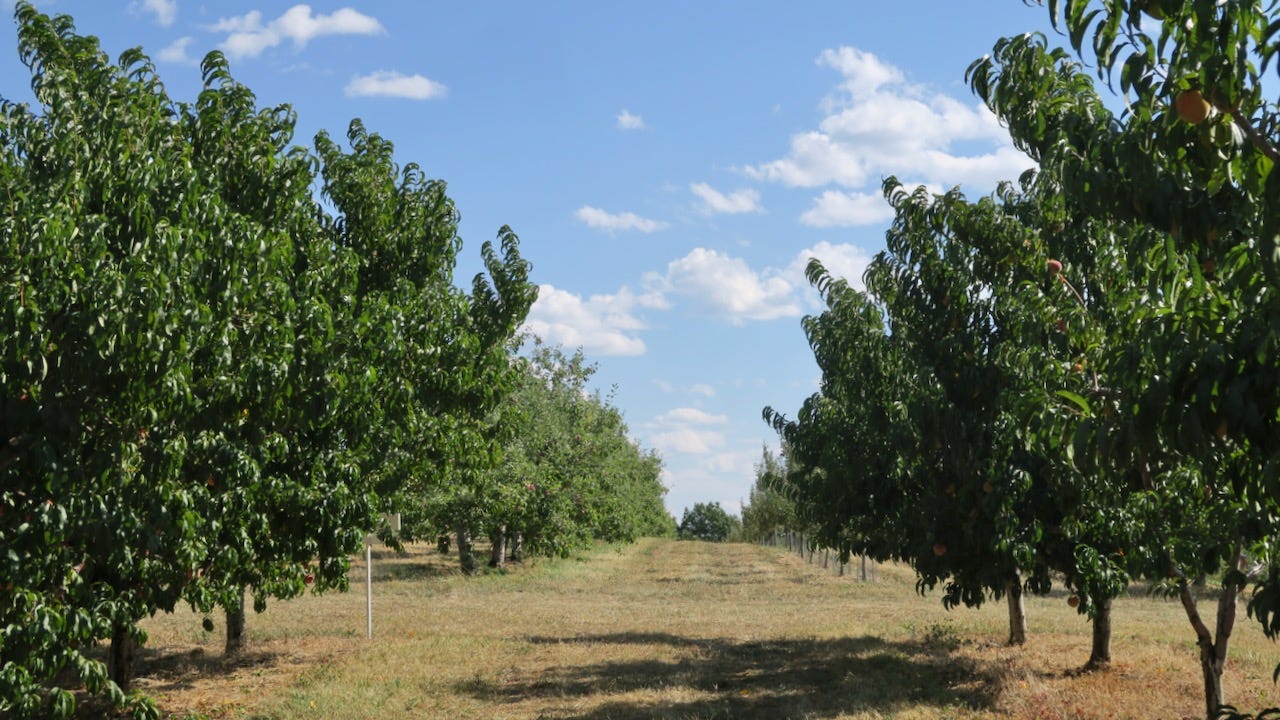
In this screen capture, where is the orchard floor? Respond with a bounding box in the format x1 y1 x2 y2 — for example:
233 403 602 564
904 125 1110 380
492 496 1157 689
128 538 1280 719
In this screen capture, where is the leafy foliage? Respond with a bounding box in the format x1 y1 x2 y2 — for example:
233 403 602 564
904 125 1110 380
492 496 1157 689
401 339 674 569
739 446 797 543
767 1 1280 716
0 4 535 717
678 502 741 543
485 340 673 558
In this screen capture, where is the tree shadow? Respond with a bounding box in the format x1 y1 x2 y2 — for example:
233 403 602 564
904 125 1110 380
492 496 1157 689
457 632 1000 719
132 645 282 694
65 645 291 718
360 546 460 583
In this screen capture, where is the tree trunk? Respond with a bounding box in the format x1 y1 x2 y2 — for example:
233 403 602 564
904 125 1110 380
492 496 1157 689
860 555 869 582
1179 567 1243 719
488 526 507 569
510 532 523 562
1198 640 1225 720
225 586 247 656
436 534 451 554
1086 595 1112 669
108 623 135 692
1006 573 1027 646
456 520 476 575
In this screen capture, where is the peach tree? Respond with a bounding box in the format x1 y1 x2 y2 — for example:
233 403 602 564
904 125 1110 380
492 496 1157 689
966 3 1280 715
768 170 1166 665
412 340 671 571
0 4 536 717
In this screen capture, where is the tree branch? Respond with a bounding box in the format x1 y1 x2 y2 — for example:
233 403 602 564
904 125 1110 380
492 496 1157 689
1179 580 1215 651
1214 550 1244 661
1228 106 1280 165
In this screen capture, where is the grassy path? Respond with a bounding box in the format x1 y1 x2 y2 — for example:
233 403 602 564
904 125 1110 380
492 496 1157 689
136 538 1280 719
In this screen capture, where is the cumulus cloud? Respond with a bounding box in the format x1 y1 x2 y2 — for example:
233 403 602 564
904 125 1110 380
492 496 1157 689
131 0 176 26
650 429 725 455
655 408 728 426
211 5 385 60
743 45 1033 226
157 36 196 65
745 131 871 188
523 283 668 357
648 248 801 324
786 241 875 295
660 431 727 455
690 183 762 215
617 109 645 130
819 46 904 95
632 243 875 325
799 190 893 228
345 71 447 100
575 206 668 233
646 407 729 456
524 242 863 359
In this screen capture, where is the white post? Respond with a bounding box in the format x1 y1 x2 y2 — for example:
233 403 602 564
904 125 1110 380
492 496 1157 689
365 541 373 639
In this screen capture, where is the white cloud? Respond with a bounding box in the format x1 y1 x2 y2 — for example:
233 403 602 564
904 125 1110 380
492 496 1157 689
744 131 871 188
131 0 176 27
212 5 385 60
655 408 728 426
690 183 762 215
786 241 874 295
818 46 903 95
799 190 892 228
649 248 801 324
690 383 716 397
707 449 757 476
663 464 749 515
157 36 196 65
345 71 447 100
646 407 729 456
575 206 668 234
652 381 716 398
650 429 726 455
743 45 1034 219
523 283 667 357
617 109 645 130
632 244 873 325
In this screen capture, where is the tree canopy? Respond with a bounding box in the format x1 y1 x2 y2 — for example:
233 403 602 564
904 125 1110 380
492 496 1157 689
768 2 1280 716
678 502 741 543
0 4 535 717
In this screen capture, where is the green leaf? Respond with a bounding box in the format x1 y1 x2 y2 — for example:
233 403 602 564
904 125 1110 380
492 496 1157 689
1055 389 1092 415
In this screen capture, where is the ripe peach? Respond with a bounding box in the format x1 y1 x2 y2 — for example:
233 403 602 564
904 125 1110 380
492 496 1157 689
1175 90 1211 125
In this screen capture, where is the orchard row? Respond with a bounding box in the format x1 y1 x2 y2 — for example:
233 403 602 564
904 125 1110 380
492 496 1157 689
0 4 669 718
760 3 1280 719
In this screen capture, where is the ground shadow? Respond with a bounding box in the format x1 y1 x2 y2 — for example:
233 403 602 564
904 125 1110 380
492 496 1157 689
64 645 290 718
361 546 462 583
133 644 283 694
457 631 1000 719
362 545 528 583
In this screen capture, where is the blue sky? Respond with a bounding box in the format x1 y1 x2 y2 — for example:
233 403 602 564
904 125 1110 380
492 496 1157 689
0 2 1059 518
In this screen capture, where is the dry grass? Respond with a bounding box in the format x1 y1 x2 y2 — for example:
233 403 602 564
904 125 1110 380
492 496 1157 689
113 538 1280 719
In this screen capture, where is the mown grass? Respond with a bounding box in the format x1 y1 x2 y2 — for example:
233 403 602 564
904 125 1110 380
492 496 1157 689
124 538 1280 719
